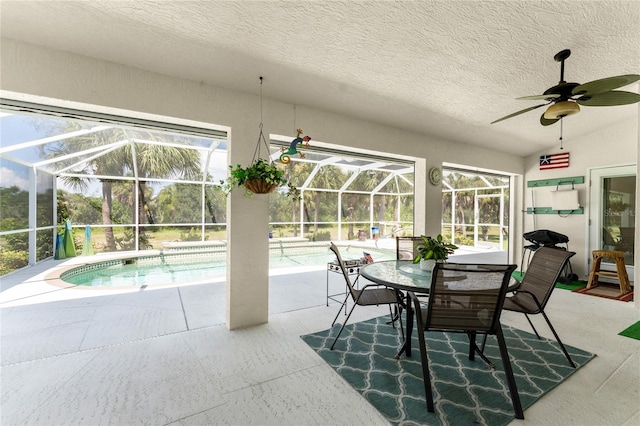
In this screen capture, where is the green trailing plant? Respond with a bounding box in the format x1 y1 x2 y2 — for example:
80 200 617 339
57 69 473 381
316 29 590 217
413 234 458 263
219 158 300 200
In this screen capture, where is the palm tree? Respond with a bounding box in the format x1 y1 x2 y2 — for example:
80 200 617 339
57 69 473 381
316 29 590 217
283 162 314 237
40 125 202 251
347 169 385 236
40 126 129 250
122 137 201 243
306 164 340 234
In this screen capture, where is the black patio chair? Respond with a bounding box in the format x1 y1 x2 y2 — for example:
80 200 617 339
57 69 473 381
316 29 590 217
409 262 523 419
329 242 404 350
501 246 576 367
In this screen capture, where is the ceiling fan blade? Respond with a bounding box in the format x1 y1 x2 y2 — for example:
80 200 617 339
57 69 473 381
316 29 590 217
540 114 559 126
516 94 561 101
572 74 640 96
491 103 548 124
576 90 640 106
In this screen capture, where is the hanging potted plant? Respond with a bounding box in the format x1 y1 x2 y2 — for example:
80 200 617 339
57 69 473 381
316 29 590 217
219 78 306 201
413 234 458 271
220 158 300 200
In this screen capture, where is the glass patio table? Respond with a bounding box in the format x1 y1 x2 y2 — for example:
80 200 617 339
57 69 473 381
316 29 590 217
360 260 518 358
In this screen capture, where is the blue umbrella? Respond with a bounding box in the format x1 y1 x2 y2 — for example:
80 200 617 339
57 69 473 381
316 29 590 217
62 219 76 257
82 226 94 256
54 234 66 259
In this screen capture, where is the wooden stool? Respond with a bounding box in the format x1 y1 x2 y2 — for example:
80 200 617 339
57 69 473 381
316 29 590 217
587 250 631 294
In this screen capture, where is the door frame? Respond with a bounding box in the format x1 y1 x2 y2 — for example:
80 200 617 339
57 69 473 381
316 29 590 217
586 164 636 280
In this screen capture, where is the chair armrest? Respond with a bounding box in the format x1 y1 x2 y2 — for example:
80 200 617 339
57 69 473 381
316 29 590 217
506 276 521 294
508 288 543 310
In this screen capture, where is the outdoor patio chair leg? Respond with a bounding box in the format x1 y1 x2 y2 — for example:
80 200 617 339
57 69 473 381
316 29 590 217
331 293 350 326
330 302 358 350
397 305 404 340
540 310 576 368
469 332 495 368
415 318 435 412
524 313 541 339
480 333 488 352
496 325 524 419
384 305 405 340
386 304 405 340
386 305 396 329
467 331 476 361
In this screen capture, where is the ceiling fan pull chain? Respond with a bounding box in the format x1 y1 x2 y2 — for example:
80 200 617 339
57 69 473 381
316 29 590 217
559 118 564 150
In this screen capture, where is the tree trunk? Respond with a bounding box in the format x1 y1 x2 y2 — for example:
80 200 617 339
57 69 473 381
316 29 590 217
291 201 298 237
138 181 149 249
376 195 387 222
347 205 355 240
457 204 467 237
102 181 116 251
313 193 320 233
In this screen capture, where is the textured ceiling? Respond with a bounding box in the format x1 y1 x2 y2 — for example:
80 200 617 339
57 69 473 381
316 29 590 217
1 1 639 157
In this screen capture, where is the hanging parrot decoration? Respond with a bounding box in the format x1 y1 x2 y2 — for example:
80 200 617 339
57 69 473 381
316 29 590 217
280 128 311 164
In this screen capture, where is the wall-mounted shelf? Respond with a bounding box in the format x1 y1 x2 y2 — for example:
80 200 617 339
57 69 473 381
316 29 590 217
526 207 584 215
527 176 584 188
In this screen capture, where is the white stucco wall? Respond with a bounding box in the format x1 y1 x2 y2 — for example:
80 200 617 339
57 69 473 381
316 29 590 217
523 115 639 289
1 39 528 328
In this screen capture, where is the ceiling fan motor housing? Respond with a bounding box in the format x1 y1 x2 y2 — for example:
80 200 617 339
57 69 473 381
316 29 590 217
543 82 580 97
544 101 580 119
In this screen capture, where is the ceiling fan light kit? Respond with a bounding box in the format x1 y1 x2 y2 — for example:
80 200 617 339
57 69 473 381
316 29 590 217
491 49 640 126
543 101 580 120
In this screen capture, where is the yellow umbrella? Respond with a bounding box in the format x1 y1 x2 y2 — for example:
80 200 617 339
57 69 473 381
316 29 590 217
82 226 94 256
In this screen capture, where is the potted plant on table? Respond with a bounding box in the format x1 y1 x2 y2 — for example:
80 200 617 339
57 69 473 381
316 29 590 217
220 158 301 200
413 234 458 271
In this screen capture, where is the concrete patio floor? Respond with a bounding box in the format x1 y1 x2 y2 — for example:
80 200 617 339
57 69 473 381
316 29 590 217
1 256 638 425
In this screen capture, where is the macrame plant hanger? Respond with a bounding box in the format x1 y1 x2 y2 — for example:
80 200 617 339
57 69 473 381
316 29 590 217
252 76 271 164
244 76 278 194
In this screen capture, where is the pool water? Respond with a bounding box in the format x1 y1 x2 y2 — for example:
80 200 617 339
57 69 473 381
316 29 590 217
63 259 228 287
62 246 395 287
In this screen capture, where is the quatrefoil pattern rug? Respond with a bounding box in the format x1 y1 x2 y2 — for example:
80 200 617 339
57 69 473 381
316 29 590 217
301 316 595 426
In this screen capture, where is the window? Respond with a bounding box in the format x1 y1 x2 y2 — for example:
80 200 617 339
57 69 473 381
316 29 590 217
441 168 510 254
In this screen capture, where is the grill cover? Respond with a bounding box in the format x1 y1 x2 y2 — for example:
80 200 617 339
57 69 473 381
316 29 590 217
523 229 569 247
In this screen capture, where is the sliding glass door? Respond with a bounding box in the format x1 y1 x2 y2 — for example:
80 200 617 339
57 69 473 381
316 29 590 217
589 165 635 279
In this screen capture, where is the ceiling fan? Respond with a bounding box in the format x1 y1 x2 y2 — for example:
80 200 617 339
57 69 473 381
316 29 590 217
491 49 640 126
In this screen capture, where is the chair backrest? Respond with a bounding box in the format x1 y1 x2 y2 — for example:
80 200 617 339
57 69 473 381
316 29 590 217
421 263 517 333
396 236 426 260
329 242 358 300
519 247 575 309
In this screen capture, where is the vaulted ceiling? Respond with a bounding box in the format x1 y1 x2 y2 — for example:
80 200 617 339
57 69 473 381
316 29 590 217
1 1 639 157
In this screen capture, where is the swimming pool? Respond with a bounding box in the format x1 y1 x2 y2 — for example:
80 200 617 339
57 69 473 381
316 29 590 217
59 242 395 287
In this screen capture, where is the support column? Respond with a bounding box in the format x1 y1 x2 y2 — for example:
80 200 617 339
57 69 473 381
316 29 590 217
226 124 270 330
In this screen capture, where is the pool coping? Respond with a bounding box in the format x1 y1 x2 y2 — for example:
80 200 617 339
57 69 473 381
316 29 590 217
43 250 173 290
42 240 396 290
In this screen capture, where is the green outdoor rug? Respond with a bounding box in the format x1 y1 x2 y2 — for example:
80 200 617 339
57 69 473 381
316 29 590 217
302 316 595 426
556 280 586 291
619 321 640 340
